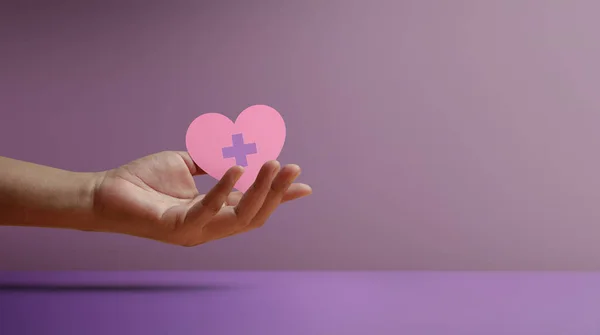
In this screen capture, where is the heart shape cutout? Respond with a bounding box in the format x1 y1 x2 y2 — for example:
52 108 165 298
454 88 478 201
185 105 286 193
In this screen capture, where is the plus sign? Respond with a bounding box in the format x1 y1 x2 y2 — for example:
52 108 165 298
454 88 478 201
221 133 258 167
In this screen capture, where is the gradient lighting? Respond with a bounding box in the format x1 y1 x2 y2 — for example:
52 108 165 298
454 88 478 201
1 1 600 334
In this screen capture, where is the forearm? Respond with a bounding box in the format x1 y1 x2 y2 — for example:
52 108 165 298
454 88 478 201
0 156 103 231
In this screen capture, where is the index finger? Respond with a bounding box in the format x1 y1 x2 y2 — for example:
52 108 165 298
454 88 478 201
184 165 244 225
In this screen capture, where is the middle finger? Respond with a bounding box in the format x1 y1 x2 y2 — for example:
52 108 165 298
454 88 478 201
232 160 280 225
238 164 301 233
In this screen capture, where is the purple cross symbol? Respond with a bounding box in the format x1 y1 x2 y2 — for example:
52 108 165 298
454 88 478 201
222 133 258 167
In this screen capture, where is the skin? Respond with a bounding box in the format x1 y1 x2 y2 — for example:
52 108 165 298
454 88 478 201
0 151 312 246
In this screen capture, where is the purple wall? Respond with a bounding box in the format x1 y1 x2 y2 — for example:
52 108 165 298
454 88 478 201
2 1 600 270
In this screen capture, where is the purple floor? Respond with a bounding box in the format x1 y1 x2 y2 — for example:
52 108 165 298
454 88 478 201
0 271 598 334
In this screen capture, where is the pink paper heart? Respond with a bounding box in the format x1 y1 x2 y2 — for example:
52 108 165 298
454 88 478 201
185 105 286 193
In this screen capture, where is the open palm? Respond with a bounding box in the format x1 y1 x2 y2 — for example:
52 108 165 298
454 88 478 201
93 151 311 246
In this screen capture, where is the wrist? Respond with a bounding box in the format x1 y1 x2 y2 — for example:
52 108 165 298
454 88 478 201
21 171 107 232
31 171 107 232
71 171 107 232
86 170 168 239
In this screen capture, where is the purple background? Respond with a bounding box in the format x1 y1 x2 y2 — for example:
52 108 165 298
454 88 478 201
2 271 600 334
2 0 600 271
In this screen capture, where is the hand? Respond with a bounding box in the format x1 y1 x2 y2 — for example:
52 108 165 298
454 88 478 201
92 151 312 246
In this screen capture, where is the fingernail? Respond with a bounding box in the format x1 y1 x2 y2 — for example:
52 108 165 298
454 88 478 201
283 172 300 189
234 166 245 179
271 161 281 174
